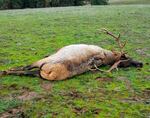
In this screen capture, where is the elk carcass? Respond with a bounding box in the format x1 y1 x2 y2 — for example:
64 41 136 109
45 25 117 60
0 29 143 81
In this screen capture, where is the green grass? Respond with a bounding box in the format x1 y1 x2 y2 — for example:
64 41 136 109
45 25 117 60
0 5 150 117
109 0 150 5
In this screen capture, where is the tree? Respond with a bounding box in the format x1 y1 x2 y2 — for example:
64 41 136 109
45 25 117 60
91 0 109 5
0 0 109 9
0 0 12 9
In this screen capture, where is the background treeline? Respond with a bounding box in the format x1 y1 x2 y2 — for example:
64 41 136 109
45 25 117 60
0 0 109 9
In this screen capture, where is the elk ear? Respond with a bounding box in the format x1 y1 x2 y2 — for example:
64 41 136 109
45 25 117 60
120 53 130 60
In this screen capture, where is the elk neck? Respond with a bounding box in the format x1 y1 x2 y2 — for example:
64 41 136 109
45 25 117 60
102 49 121 65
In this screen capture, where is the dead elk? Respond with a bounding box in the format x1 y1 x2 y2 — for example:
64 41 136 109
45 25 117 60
0 29 143 81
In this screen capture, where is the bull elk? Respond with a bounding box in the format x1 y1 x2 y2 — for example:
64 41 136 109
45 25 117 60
0 29 143 81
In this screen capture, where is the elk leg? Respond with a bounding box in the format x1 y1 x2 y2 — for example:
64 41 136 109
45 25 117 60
3 69 40 77
23 65 39 71
9 64 38 71
93 64 107 72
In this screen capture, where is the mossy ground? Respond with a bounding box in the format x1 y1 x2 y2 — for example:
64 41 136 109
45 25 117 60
0 5 150 117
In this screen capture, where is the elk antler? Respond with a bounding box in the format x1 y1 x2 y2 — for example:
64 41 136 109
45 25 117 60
94 28 129 73
106 59 130 72
101 28 127 54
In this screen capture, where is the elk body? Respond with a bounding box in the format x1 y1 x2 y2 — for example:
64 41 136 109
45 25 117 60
0 29 143 81
25 44 122 80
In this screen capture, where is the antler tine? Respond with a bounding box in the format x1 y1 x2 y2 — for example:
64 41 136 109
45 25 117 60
101 28 119 40
121 40 127 48
118 33 121 39
101 28 126 54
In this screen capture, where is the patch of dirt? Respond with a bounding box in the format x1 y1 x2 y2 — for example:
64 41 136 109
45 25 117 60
7 84 18 90
117 77 134 93
0 107 24 118
51 112 58 118
0 84 7 89
120 88 150 104
120 97 142 103
0 85 37 101
20 86 31 91
59 89 83 100
17 91 39 101
97 88 107 94
73 107 88 115
65 90 82 99
91 108 101 115
96 77 113 82
16 86 43 101
73 107 101 115
136 48 150 57
36 112 47 118
40 81 52 91
117 77 147 103
141 88 150 104
142 88 150 99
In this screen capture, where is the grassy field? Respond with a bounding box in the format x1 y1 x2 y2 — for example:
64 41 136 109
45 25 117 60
109 0 150 5
0 5 150 117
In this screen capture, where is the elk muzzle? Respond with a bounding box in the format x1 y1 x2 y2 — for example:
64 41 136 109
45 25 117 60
119 59 143 68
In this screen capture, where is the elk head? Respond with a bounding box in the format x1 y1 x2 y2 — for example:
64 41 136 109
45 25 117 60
101 28 143 72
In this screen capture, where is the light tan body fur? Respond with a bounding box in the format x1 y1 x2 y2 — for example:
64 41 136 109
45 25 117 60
31 44 120 80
